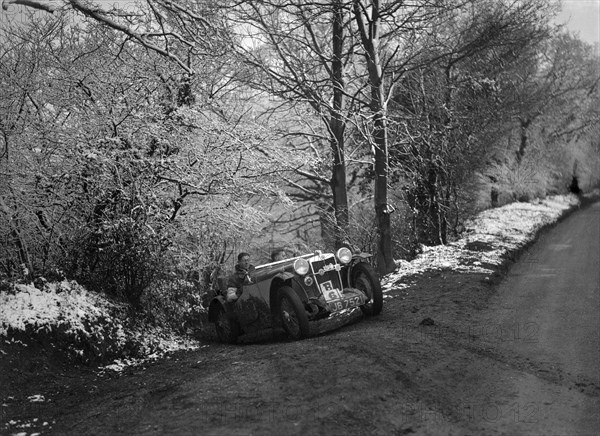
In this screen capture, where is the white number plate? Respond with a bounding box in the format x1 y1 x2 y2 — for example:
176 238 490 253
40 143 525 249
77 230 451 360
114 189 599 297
327 296 363 312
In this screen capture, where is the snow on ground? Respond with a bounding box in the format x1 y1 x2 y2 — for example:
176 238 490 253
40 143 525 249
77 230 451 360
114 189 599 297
0 280 122 337
382 194 581 291
96 333 200 375
0 280 198 369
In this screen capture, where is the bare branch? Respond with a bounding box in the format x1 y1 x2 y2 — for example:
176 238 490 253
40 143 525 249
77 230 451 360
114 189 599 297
2 0 58 13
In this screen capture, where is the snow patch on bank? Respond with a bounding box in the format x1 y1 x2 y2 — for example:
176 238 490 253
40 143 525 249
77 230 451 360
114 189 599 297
382 194 580 290
0 280 121 337
0 280 198 368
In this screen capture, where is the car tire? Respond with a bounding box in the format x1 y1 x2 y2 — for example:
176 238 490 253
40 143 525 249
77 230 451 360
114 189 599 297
351 262 383 316
214 305 240 344
278 286 310 340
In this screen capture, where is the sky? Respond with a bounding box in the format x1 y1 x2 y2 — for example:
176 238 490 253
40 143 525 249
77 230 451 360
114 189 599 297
555 0 600 46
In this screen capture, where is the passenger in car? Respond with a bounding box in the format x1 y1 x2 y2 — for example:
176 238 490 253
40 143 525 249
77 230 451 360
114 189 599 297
271 248 287 262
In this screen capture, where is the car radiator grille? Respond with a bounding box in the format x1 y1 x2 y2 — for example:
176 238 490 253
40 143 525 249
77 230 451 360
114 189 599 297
309 257 343 296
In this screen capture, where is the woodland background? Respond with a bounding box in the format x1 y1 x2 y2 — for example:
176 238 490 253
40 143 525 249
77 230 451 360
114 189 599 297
1 0 598 328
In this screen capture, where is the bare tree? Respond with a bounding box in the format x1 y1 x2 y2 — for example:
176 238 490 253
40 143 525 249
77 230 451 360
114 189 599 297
348 0 460 271
2 0 221 73
223 0 357 247
504 32 600 163
351 0 394 272
0 13 279 301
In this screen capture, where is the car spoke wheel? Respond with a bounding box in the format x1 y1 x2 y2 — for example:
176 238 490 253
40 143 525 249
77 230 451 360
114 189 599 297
278 286 310 340
351 262 383 316
215 306 240 344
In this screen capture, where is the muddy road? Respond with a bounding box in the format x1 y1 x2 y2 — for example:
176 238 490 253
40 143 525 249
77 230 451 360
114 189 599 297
2 202 599 436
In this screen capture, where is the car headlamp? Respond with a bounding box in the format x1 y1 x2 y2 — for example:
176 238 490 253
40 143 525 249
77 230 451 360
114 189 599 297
294 258 310 276
336 247 352 264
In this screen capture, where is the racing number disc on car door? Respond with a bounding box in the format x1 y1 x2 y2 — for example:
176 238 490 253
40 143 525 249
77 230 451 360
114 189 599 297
351 262 383 316
278 286 310 340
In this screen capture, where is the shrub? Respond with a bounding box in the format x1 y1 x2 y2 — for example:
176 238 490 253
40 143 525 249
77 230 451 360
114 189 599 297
65 216 174 308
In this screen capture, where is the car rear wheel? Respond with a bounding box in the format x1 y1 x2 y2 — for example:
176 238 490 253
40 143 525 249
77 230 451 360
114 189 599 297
278 286 310 340
214 305 240 344
351 262 383 316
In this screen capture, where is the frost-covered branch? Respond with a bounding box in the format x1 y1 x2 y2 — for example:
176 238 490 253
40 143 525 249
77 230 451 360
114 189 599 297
2 0 58 13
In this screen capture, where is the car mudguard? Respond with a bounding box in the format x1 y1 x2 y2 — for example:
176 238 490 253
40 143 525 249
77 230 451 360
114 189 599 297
352 252 373 261
274 271 296 282
268 274 311 319
208 296 235 323
343 254 373 286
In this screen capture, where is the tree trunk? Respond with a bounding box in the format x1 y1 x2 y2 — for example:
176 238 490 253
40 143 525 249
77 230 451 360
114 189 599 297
373 107 394 274
318 201 338 248
330 123 348 247
516 118 532 163
329 0 349 247
353 0 395 274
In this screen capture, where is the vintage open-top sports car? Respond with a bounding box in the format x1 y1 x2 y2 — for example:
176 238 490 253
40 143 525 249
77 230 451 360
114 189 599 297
207 247 383 343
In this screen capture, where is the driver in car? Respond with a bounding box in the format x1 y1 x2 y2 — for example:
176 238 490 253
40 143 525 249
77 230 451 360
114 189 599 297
225 252 255 301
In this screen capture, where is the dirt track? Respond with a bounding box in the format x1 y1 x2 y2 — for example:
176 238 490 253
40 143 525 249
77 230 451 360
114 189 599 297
1 202 599 436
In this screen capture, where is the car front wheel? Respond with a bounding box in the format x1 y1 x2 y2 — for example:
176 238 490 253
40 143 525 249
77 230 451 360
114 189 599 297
351 262 383 316
278 286 310 340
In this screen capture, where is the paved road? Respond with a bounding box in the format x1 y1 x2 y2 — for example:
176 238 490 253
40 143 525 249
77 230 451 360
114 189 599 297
470 201 600 435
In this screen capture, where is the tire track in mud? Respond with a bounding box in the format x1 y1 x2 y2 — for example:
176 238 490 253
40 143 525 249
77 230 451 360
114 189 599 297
332 320 529 435
342 317 596 436
413 319 600 399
